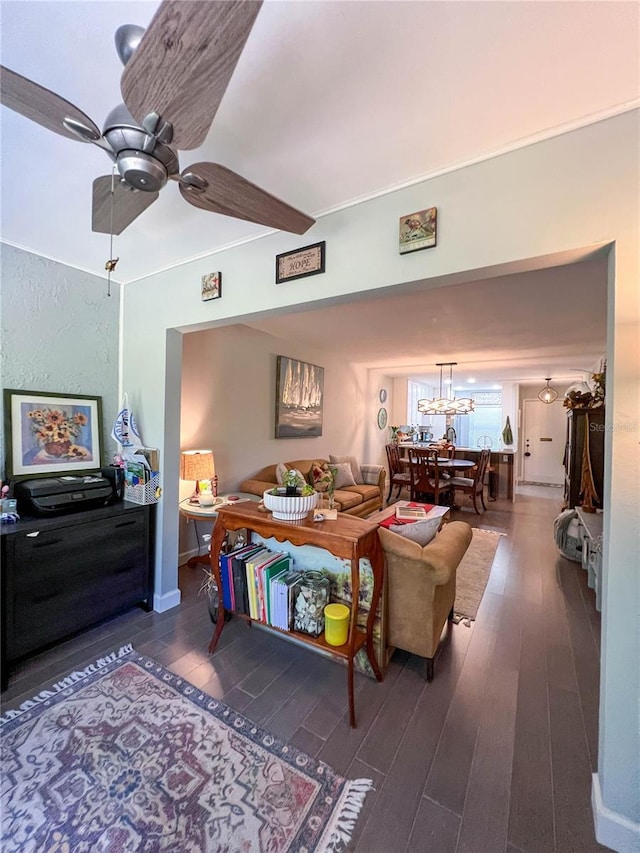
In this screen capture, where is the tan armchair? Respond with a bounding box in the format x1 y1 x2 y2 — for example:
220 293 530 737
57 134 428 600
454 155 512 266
378 520 472 680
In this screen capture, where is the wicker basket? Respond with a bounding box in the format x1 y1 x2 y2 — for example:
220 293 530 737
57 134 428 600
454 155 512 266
125 472 161 505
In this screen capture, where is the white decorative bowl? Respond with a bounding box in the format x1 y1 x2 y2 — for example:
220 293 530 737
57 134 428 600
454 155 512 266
263 489 319 521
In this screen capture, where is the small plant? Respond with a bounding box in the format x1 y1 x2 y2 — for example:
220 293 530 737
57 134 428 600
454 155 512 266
199 567 217 599
282 468 304 489
327 465 338 509
272 469 316 497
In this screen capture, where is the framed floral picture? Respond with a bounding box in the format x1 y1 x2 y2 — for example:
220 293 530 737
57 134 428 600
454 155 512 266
3 389 103 479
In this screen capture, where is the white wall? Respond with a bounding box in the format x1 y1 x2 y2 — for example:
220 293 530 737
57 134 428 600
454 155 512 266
121 110 639 847
179 323 380 559
0 244 121 476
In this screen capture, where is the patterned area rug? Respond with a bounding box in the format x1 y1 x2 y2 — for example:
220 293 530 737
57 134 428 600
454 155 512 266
453 528 504 623
1 647 372 852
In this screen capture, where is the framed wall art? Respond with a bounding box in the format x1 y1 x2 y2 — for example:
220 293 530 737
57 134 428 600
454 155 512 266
275 356 324 438
201 271 222 301
399 207 437 254
3 388 103 479
276 241 325 284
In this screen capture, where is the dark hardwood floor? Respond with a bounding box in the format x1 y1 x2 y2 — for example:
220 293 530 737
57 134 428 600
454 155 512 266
1 488 606 852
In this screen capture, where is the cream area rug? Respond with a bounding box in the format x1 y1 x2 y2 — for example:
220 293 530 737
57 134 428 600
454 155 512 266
454 528 503 623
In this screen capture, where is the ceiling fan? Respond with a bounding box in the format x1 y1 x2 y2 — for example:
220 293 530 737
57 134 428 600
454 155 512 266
0 0 315 237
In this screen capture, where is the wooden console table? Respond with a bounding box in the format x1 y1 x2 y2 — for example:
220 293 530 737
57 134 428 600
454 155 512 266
208 503 384 727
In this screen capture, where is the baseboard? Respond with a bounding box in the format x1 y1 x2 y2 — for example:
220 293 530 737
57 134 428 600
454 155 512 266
592 773 640 852
153 588 181 613
179 546 202 566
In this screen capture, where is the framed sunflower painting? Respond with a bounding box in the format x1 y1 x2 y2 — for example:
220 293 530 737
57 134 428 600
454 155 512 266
3 389 103 479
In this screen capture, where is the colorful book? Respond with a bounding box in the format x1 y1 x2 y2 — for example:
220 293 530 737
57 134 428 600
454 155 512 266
255 551 284 622
251 550 276 622
230 545 262 615
268 563 291 627
220 544 258 611
395 505 427 520
245 549 271 619
276 570 302 631
260 554 290 623
218 551 234 610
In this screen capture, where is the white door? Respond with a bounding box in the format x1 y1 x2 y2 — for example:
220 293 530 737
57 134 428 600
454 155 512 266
522 399 566 485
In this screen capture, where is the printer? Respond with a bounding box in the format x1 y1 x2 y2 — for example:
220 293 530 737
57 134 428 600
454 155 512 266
15 474 115 516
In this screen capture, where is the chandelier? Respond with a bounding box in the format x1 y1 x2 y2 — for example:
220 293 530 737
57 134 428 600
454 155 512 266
537 377 558 404
417 363 474 416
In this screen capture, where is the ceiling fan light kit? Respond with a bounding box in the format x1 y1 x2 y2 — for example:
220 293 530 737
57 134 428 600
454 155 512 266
0 0 315 244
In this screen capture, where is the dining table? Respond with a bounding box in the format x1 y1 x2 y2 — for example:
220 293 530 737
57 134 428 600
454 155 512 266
399 456 476 473
401 455 477 509
432 458 476 472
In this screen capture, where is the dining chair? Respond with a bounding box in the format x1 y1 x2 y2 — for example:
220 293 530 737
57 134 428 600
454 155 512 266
385 442 411 503
448 447 491 513
409 448 453 506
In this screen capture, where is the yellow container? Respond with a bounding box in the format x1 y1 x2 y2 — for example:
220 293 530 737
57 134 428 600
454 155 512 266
324 603 350 646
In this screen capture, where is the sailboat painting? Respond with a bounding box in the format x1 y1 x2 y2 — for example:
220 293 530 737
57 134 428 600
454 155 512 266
275 356 324 438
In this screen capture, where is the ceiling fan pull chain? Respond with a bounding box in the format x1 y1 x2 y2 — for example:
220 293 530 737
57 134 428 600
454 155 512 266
104 168 120 297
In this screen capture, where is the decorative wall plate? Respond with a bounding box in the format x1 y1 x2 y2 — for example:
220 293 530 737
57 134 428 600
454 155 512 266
377 407 388 430
379 389 387 403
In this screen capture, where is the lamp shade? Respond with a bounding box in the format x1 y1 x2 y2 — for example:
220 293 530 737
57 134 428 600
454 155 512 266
180 450 215 482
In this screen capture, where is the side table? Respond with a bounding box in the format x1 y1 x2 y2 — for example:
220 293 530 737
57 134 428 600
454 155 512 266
179 492 259 568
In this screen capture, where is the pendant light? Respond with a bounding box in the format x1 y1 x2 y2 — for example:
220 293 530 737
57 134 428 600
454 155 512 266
417 363 474 415
538 378 558 404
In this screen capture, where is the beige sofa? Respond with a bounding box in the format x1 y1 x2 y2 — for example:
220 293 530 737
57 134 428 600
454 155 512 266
239 458 386 517
378 520 472 680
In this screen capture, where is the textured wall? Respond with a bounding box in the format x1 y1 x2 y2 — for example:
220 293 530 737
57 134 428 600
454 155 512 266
0 244 120 479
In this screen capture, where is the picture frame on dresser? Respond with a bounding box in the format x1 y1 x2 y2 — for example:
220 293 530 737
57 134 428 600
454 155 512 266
3 388 102 480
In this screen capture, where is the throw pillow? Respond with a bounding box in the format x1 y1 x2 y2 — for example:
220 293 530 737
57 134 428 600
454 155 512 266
389 516 441 546
310 460 334 493
275 462 289 485
329 454 363 485
333 462 357 490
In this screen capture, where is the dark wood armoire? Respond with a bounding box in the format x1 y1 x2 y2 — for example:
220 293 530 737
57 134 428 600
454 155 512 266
563 408 605 510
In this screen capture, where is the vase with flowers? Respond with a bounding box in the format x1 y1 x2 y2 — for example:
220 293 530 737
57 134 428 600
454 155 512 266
27 406 90 460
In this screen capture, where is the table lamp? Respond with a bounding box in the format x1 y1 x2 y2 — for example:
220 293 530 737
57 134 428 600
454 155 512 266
180 450 215 504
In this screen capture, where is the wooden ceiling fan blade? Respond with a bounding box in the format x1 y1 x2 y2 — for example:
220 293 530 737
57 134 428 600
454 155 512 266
121 0 263 151
179 162 315 235
92 176 159 235
0 65 101 142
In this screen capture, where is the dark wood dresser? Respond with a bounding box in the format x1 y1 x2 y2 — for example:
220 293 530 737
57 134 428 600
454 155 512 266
1 501 154 690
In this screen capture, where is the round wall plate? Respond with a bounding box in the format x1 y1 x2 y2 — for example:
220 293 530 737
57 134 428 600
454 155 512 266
377 407 388 429
379 388 387 403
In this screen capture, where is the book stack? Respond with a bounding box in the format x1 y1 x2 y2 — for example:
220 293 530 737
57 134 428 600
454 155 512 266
395 505 428 521
219 545 302 631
